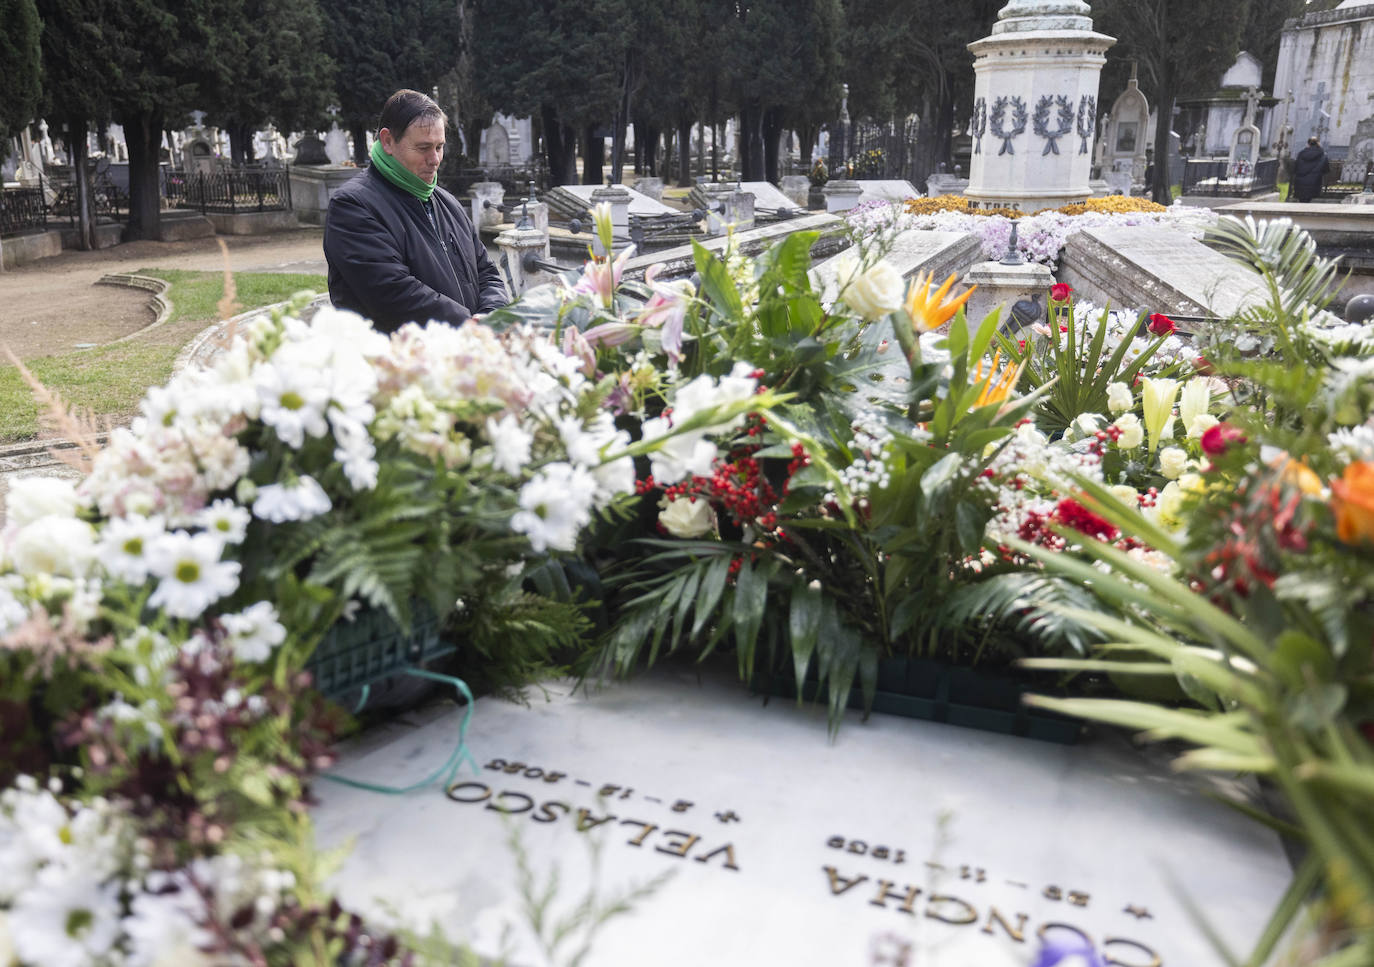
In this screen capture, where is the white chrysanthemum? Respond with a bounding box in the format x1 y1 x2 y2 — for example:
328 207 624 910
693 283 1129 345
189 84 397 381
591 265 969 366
487 413 534 476
220 601 287 663
146 531 241 620
251 476 332 523
254 360 332 448
10 869 122 967
97 514 166 584
510 462 598 552
1329 424 1374 464
640 417 718 484
124 882 215 967
5 476 85 528
9 517 98 578
195 500 250 544
330 411 380 490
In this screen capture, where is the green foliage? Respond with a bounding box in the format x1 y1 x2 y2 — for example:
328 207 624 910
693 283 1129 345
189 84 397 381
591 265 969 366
996 302 1174 435
0 0 42 146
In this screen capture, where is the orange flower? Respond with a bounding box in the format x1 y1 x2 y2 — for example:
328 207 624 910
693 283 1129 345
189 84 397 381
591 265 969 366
971 350 1027 409
1331 460 1374 545
904 271 975 333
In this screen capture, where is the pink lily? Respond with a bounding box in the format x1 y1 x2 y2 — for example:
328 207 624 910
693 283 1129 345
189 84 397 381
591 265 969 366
572 244 636 309
636 264 692 364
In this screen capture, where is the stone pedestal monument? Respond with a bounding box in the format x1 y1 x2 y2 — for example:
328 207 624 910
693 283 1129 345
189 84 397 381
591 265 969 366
965 0 1115 212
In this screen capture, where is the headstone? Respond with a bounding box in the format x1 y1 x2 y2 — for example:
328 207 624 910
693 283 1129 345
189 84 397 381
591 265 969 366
1341 116 1374 183
962 259 1056 327
925 172 969 197
324 124 351 165
590 183 634 254
634 176 664 201
1060 224 1268 320
482 124 511 167
811 230 983 305
1104 64 1150 186
471 181 506 231
821 178 863 213
779 175 811 208
183 137 216 176
313 667 1293 967
1228 87 1263 169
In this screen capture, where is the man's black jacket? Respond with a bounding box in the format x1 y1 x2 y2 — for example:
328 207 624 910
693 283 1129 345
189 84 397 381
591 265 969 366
323 167 509 332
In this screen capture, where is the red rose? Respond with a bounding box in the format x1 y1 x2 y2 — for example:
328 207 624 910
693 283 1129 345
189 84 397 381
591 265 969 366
1148 312 1176 336
1050 283 1073 302
1201 422 1247 457
1193 355 1214 375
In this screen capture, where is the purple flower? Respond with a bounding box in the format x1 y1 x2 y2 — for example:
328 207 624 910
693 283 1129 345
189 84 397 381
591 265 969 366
1030 933 1106 967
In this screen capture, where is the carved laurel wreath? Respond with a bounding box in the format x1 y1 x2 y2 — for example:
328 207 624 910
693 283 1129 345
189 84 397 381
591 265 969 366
972 97 988 154
1034 95 1075 155
989 96 1027 156
1076 95 1096 155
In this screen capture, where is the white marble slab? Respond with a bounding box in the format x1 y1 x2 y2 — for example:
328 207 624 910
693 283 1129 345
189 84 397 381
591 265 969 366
739 181 804 213
312 664 1292 967
811 229 983 302
857 179 922 203
554 183 680 217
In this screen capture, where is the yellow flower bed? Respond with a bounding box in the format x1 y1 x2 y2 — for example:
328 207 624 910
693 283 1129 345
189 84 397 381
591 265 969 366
903 194 1168 219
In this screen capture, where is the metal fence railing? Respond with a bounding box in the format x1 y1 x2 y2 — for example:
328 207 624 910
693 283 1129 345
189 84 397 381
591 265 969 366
0 186 47 237
164 166 292 214
1181 157 1279 197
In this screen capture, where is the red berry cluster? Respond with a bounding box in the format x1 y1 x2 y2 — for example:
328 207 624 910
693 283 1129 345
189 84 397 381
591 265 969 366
1055 497 1119 541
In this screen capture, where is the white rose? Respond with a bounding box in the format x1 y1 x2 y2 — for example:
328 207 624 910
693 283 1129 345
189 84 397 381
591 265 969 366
5 476 83 528
1106 382 1133 414
1187 413 1219 439
658 497 716 539
1158 447 1189 479
1114 412 1144 449
1109 485 1140 506
844 261 904 322
10 516 98 577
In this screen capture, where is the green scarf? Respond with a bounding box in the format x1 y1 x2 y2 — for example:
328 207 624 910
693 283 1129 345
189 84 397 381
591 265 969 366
370 139 436 201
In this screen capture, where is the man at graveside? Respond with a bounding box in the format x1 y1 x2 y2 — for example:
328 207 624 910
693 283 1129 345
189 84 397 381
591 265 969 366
324 89 508 332
1291 137 1331 204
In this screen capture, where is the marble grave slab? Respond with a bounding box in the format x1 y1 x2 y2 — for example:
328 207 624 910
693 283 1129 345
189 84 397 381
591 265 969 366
551 183 680 218
811 229 984 304
1060 224 1268 320
313 665 1292 966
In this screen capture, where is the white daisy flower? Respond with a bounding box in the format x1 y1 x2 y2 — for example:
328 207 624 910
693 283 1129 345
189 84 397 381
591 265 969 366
487 413 533 476
97 515 166 584
146 531 241 620
254 361 332 448
251 476 332 523
220 601 287 663
10 869 122 967
195 500 250 544
510 462 598 552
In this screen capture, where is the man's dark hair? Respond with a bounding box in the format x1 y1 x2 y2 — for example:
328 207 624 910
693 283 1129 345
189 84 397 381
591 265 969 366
1308 136 1320 147
379 89 447 140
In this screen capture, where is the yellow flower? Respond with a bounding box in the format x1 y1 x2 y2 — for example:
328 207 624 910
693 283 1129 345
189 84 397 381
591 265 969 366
1269 453 1325 497
1331 460 1374 544
971 350 1027 409
904 271 976 334
1141 377 1179 453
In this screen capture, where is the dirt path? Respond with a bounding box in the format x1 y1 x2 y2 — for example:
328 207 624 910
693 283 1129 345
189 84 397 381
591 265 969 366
0 228 327 358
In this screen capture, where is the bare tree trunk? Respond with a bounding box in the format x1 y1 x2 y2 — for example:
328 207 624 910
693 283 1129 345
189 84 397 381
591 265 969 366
350 120 369 166
123 110 164 242
1152 82 1175 205
70 117 94 251
678 116 693 188
582 125 603 185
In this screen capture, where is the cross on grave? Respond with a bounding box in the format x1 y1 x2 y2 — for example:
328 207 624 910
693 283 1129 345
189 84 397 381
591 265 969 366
1242 86 1261 129
1310 83 1332 141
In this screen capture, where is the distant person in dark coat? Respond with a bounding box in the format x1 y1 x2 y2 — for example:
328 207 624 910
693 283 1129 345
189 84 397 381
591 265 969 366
1292 137 1331 203
324 89 508 333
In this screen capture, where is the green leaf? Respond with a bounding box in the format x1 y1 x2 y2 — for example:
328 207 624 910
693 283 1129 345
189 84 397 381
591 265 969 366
788 576 822 697
691 557 731 639
920 452 964 501
733 560 768 679
1273 630 1332 688
1285 683 1347 732
955 502 988 552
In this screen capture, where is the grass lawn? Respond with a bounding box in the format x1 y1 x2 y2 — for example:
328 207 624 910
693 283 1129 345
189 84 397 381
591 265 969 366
0 270 326 445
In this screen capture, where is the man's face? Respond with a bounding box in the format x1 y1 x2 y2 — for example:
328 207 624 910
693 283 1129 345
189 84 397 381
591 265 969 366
381 118 445 183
